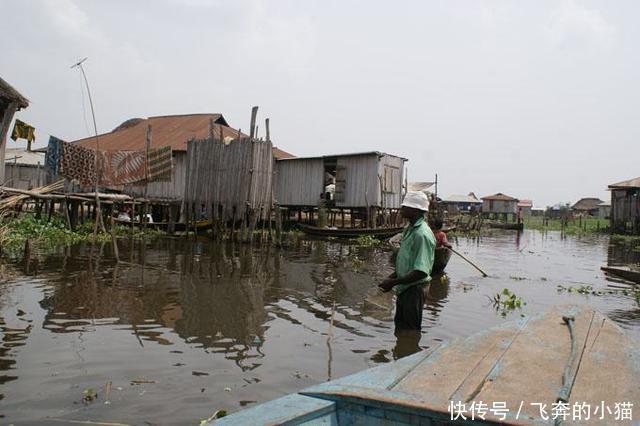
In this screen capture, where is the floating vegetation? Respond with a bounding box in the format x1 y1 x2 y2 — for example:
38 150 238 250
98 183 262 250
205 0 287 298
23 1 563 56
492 288 525 317
82 387 98 404
350 255 365 272
351 235 383 247
509 275 527 281
556 284 603 295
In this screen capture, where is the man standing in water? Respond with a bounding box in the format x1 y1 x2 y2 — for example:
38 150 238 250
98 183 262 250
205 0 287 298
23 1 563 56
379 191 435 331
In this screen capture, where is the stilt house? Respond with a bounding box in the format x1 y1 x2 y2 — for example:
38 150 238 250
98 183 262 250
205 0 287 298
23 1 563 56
608 177 640 234
0 77 29 184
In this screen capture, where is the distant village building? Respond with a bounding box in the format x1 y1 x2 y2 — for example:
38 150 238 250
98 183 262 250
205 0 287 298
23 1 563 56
73 113 293 204
0 77 29 184
608 177 640 234
442 193 482 214
597 202 611 219
517 199 533 216
481 193 518 219
571 197 603 216
3 148 46 190
275 151 406 226
546 203 570 219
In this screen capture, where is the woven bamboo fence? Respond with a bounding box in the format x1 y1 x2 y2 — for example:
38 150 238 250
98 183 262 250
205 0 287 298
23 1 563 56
183 137 274 224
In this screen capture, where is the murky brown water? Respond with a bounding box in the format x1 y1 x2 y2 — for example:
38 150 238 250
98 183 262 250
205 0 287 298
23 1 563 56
1 230 639 424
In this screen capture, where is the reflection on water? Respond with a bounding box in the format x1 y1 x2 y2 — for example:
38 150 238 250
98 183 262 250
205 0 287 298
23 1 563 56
0 230 639 424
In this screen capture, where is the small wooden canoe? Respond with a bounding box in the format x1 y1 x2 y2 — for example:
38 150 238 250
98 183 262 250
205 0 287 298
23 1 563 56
297 223 404 239
113 218 212 232
601 266 640 284
488 221 524 230
214 305 640 425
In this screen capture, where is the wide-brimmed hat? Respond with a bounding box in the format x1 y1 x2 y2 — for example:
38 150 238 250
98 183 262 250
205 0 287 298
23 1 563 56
401 191 429 211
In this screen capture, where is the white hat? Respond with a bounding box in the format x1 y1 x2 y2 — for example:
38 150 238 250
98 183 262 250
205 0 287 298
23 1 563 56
401 191 429 211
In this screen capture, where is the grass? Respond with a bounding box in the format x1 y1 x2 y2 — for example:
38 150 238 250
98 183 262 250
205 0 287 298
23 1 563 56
523 216 609 235
0 215 163 255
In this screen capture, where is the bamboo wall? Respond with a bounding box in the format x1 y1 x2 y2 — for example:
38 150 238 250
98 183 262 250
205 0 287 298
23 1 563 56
4 164 47 190
183 137 274 221
611 189 640 233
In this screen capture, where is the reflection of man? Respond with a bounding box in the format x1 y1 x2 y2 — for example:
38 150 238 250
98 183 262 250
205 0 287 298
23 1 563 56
379 191 435 331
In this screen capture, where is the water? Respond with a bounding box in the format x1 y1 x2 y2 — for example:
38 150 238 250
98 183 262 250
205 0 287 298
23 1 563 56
1 230 638 424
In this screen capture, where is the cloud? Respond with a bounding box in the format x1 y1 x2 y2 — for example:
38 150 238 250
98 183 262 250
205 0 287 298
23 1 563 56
545 0 615 49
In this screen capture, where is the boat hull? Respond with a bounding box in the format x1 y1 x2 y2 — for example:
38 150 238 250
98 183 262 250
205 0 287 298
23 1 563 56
297 223 404 239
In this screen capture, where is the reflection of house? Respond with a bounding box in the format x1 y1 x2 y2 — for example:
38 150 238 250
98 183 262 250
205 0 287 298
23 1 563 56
442 193 482 214
517 199 533 216
0 77 29 184
481 193 518 215
572 197 603 216
608 177 640 234
4 148 46 190
275 152 406 221
597 202 611 219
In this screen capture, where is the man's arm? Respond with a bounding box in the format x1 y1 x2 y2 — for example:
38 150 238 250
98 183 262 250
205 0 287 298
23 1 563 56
378 270 427 292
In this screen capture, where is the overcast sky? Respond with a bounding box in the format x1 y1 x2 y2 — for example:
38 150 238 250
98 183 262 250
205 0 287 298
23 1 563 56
2 0 638 207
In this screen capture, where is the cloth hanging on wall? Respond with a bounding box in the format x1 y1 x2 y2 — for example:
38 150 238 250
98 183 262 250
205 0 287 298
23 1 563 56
146 146 172 182
10 119 36 143
45 136 64 176
98 150 147 186
60 141 96 186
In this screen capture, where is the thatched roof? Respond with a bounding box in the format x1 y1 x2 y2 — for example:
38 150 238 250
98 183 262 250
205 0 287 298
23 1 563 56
0 77 29 108
572 197 603 211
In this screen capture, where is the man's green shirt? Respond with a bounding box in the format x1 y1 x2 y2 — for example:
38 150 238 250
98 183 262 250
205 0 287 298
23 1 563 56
393 216 436 295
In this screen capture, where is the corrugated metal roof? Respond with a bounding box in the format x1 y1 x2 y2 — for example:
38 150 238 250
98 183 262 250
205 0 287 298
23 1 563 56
72 113 294 160
276 151 408 162
4 148 45 166
609 176 640 189
0 77 29 108
408 182 435 192
481 193 518 201
74 114 238 152
444 194 483 203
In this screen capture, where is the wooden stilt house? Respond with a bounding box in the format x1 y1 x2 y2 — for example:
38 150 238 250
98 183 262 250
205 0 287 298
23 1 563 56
0 77 29 185
275 151 407 228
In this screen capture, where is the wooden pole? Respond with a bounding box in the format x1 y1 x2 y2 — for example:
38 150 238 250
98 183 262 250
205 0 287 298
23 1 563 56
110 215 119 261
265 118 270 142
448 247 488 277
144 125 152 231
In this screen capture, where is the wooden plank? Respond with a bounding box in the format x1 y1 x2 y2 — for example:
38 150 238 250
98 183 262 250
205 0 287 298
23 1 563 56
392 319 525 406
566 311 640 425
467 305 595 423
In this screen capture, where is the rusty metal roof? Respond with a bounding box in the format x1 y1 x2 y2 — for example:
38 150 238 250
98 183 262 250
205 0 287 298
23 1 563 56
481 193 518 201
74 114 235 152
0 77 29 108
609 176 640 189
73 113 294 159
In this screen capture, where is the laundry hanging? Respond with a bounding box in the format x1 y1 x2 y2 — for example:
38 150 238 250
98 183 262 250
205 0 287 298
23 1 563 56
60 141 96 186
45 136 64 176
98 150 147 186
10 119 36 143
146 146 172 182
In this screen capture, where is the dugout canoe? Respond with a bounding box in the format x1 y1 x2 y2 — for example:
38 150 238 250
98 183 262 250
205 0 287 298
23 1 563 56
488 221 524 231
212 304 640 425
601 266 640 284
297 223 404 239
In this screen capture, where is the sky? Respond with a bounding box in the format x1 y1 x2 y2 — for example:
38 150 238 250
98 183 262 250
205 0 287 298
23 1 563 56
2 0 638 207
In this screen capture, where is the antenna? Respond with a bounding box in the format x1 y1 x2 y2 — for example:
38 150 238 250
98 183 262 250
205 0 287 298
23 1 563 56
71 57 104 237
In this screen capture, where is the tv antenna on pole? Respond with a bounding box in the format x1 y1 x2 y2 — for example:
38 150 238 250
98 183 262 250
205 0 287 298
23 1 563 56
71 57 105 236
